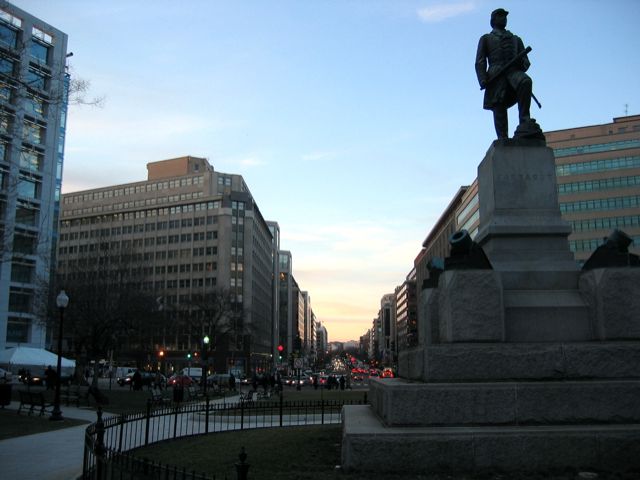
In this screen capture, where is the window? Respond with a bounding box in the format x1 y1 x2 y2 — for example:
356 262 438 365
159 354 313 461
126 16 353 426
0 57 13 75
0 22 18 48
24 95 45 117
30 40 49 64
17 177 39 199
26 69 47 90
19 149 42 171
6 317 28 343
23 120 45 144
15 203 38 226
31 26 52 44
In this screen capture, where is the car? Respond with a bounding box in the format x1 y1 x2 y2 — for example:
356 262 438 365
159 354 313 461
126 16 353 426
381 368 395 378
19 370 72 386
117 371 165 387
167 374 194 387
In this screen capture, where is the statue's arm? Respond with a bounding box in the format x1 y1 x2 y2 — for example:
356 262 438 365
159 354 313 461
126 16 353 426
475 35 488 87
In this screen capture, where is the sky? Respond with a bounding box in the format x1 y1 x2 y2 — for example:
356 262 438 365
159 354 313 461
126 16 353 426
10 0 640 341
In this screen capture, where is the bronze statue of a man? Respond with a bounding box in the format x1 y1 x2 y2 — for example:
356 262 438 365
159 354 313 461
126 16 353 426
475 8 534 139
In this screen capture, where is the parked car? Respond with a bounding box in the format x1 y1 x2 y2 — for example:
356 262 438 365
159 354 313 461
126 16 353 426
19 371 72 386
167 374 194 387
381 368 395 378
117 371 165 387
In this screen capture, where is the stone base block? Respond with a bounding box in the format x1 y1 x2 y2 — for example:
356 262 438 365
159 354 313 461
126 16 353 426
504 290 591 341
342 405 640 474
422 342 640 382
438 270 504 342
369 378 640 427
397 347 424 379
580 268 640 340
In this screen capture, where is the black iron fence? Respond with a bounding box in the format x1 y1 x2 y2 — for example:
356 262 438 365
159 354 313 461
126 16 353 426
83 393 367 480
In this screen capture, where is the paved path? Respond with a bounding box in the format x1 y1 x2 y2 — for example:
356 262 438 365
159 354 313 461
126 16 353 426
0 401 101 480
0 394 241 480
0 391 346 479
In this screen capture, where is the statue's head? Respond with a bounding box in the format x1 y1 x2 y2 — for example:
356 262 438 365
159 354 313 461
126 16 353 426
490 8 508 29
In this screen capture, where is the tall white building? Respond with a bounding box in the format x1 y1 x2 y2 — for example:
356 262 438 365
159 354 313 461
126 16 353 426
0 3 69 350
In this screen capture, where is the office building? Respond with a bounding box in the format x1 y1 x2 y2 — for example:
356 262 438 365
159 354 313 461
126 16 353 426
57 156 274 374
0 3 68 350
547 114 640 261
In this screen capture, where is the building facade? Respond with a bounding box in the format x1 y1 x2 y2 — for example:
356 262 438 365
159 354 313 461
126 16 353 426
395 269 417 350
57 156 274 375
377 293 396 366
0 3 68 350
547 114 640 262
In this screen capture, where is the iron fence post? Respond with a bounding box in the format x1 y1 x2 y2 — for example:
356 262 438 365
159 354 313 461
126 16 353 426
118 414 125 452
95 406 106 480
145 399 152 446
235 447 249 480
240 397 244 430
205 395 210 434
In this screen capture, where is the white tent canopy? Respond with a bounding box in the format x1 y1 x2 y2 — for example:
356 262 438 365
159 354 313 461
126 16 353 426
0 346 75 374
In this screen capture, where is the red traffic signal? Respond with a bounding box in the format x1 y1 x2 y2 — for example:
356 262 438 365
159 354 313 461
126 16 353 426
277 345 284 353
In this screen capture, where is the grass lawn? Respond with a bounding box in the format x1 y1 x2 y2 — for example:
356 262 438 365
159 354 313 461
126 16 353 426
0 409 88 440
134 425 349 480
132 425 636 480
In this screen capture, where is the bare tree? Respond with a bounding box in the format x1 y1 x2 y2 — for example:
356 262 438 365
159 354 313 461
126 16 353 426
52 246 160 377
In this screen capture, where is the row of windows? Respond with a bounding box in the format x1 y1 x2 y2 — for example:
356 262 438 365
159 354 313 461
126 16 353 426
570 214 640 233
63 191 206 211
459 210 479 233
63 176 205 204
60 227 218 242
558 175 640 195
64 199 221 219
553 139 640 158
570 235 640 253
0 14 53 63
560 195 640 214
456 194 479 226
556 155 640 177
1 144 46 176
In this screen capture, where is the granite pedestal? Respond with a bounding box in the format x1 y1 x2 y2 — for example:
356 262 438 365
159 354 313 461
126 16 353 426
342 141 640 475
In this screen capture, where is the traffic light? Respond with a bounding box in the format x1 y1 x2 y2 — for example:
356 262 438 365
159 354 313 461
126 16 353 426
186 353 191 359
277 344 284 361
159 350 165 358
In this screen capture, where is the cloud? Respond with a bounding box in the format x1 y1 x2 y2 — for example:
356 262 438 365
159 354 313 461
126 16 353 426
239 157 267 167
301 150 339 162
417 2 476 23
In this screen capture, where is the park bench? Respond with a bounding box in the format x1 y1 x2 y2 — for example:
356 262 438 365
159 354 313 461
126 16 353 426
17 390 53 416
61 384 91 407
149 388 170 407
239 390 255 405
187 385 204 400
256 390 271 401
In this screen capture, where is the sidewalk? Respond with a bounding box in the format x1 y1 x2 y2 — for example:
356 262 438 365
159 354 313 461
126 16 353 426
0 394 240 480
0 401 101 480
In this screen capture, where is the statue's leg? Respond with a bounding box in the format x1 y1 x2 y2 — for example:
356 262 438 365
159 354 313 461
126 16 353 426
493 107 508 139
517 76 532 124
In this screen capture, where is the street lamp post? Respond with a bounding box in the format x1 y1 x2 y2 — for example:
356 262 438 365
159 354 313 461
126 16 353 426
50 290 69 421
202 335 210 397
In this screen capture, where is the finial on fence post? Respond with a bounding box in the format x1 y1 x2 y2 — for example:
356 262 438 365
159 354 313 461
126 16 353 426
235 446 250 480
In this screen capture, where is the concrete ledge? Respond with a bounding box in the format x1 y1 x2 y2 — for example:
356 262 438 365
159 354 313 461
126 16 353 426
342 405 640 473
369 378 640 427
